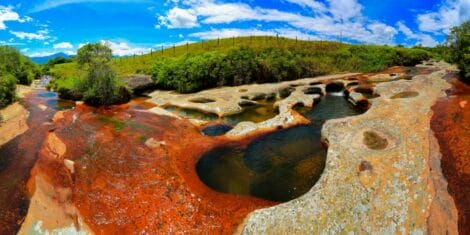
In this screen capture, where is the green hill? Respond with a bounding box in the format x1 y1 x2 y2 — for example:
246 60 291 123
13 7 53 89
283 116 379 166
48 36 431 94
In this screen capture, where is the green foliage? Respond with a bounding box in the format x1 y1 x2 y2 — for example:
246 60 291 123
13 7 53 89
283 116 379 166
53 43 131 105
42 56 72 74
0 45 39 85
77 43 113 66
150 43 431 93
447 20 470 79
81 62 131 105
0 74 17 108
48 76 83 100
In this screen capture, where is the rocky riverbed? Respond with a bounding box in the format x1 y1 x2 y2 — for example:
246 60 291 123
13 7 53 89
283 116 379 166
0 61 466 234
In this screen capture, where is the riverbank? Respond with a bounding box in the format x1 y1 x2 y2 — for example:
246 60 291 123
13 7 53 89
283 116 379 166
2 61 465 234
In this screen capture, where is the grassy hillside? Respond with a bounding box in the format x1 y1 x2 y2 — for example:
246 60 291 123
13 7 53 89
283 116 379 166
49 36 431 93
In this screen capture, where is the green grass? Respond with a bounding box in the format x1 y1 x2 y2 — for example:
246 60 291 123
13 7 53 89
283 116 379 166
50 36 431 94
51 37 351 78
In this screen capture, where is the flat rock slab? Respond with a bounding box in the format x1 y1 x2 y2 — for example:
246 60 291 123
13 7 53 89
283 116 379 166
0 102 29 146
241 65 459 234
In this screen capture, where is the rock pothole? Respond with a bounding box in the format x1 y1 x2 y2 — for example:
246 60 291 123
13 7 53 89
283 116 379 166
325 82 345 93
188 97 216 103
359 160 373 172
363 131 388 150
279 87 295 99
302 87 323 95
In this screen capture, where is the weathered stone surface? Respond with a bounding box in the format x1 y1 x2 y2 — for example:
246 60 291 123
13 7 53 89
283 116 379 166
241 65 458 234
148 74 356 136
19 132 92 235
122 74 154 94
148 73 359 117
0 102 29 146
348 91 365 105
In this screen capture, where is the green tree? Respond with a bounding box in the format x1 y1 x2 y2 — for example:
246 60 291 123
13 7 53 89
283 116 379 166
0 46 38 85
75 43 130 105
447 20 470 79
0 74 17 108
77 43 113 66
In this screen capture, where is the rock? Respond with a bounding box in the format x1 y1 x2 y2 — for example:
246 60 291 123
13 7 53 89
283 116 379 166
63 159 75 174
38 104 47 111
122 74 155 94
348 91 365 105
0 102 29 146
145 138 166 148
459 100 467 108
238 100 258 107
46 133 66 158
249 93 267 101
241 64 458 234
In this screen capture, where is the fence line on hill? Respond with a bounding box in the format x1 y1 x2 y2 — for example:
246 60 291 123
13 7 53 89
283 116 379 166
115 34 344 62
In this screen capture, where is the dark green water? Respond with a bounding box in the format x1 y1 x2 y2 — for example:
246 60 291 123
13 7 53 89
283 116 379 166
294 95 366 125
196 94 366 202
222 100 279 126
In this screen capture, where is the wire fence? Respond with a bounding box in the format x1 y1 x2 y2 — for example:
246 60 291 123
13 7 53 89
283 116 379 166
113 34 346 62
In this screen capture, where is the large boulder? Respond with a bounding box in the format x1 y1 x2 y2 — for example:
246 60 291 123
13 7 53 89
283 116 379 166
122 74 155 95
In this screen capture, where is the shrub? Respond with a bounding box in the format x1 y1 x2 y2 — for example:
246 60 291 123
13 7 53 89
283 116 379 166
447 20 470 79
81 63 131 105
0 46 39 85
0 74 17 108
54 43 131 105
224 47 259 86
49 77 83 100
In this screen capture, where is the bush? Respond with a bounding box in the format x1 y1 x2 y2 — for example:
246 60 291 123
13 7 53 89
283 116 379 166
447 20 470 79
0 74 17 108
54 43 131 105
0 46 39 85
149 42 432 93
81 63 131 105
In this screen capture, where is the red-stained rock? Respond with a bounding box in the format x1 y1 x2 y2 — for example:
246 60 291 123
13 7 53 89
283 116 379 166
431 74 470 235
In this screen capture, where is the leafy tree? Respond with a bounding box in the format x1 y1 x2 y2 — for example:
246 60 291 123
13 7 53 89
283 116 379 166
0 74 17 108
77 43 113 66
54 43 131 105
447 20 470 79
0 46 39 85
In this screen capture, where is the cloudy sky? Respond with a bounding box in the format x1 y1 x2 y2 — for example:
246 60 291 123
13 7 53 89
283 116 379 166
0 0 469 57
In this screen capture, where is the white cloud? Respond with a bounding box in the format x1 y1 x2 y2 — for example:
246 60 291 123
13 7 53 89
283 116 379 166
328 0 362 21
285 0 326 12
397 21 414 38
31 0 151 13
159 0 399 45
396 21 439 47
158 7 198 28
417 0 470 34
53 42 73 49
189 28 320 41
190 28 277 39
100 40 151 56
0 6 20 30
10 30 49 40
18 16 33 23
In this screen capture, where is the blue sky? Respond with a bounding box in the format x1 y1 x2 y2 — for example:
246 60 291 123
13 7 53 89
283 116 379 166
0 0 469 57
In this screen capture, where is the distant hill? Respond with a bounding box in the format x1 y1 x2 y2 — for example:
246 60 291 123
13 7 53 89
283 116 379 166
30 52 72 64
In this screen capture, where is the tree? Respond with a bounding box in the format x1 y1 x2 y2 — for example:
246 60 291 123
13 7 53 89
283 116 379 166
0 74 17 108
447 20 470 79
77 43 113 66
74 43 130 105
0 46 38 85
